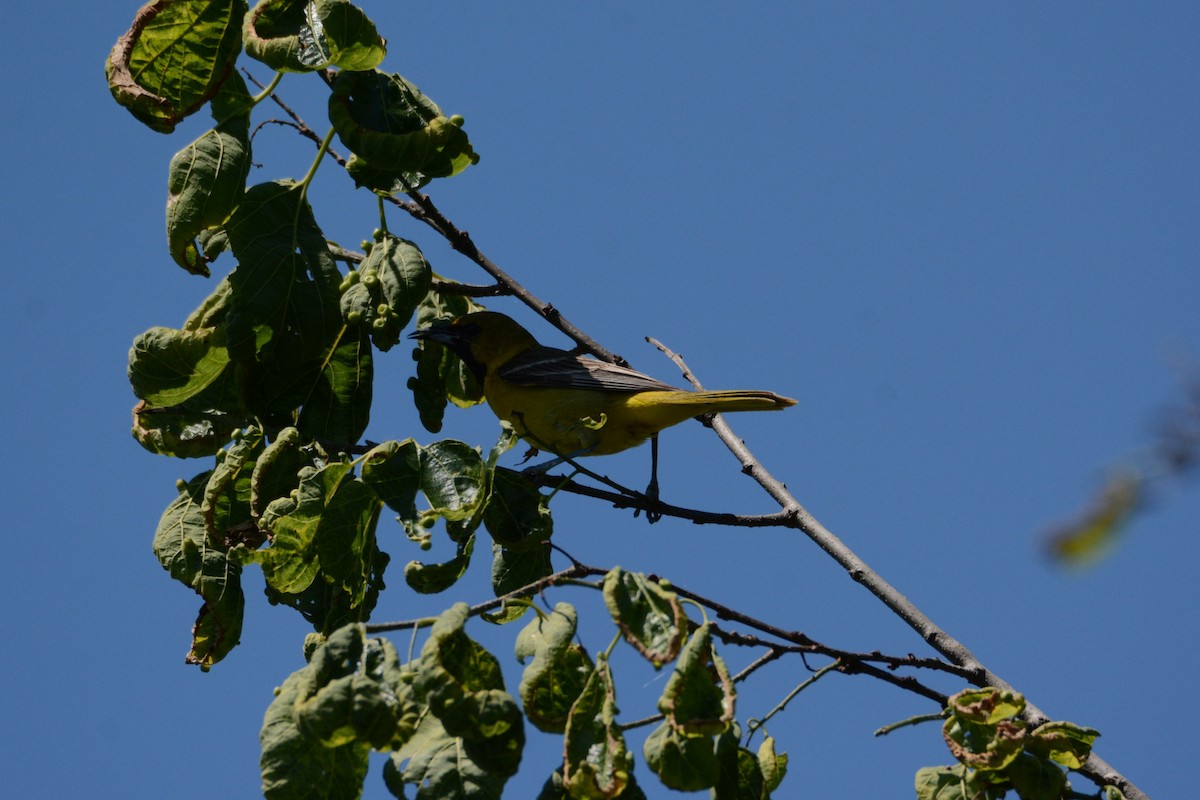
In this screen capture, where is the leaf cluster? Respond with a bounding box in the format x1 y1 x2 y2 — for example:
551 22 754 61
915 688 1116 800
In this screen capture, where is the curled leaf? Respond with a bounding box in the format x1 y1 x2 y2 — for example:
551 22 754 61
106 0 247 133
602 567 686 668
244 0 385 72
329 70 478 191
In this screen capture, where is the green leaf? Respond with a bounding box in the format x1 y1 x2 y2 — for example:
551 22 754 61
657 623 735 737
295 325 373 445
486 468 554 599
106 0 248 133
291 624 419 751
342 234 431 351
1004 752 1066 800
420 440 488 522
947 688 1026 726
602 567 686 668
132 398 247 458
413 604 525 777
166 71 253 275
129 277 253 458
261 670 370 800
942 716 1026 772
224 180 359 439
361 439 422 518
491 543 554 601
914 765 1006 800
711 728 782 800
386 709 508 800
1026 720 1099 770
515 603 594 734
756 735 788 795
562 659 632 799
408 292 486 432
1102 787 1128 800
184 274 235 330
238 464 334 595
484 467 553 547
129 326 231 407
404 534 475 595
643 720 719 792
153 471 245 669
244 0 385 73
240 459 386 615
249 427 307 521
329 70 479 191
224 179 340 364
201 429 263 543
311 467 383 608
263 546 389 634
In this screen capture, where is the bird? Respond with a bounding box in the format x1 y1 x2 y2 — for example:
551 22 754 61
411 311 796 512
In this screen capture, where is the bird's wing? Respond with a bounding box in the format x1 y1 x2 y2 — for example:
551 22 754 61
498 346 680 393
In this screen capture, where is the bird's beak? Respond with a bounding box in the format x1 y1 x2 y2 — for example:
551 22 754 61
408 320 456 346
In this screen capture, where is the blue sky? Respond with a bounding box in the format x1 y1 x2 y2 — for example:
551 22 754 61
3 3 1196 798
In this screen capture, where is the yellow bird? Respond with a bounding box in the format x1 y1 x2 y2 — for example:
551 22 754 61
411 312 795 478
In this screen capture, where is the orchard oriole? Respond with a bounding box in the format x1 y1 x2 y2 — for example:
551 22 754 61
411 313 795 487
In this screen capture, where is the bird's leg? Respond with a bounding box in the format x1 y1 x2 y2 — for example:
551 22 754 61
634 434 663 524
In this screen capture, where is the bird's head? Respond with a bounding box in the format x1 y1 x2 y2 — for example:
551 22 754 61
410 311 539 380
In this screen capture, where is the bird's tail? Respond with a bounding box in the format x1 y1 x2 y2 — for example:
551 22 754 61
685 390 796 412
632 389 796 415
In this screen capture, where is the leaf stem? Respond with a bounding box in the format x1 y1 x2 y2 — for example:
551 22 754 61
250 71 283 105
299 127 337 197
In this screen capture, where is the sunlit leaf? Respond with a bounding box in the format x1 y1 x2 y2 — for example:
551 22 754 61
657 623 734 737
166 71 253 275
602 567 686 668
515 603 594 734
386 709 507 800
129 326 231 407
947 688 1025 726
412 604 525 777
153 471 244 669
239 460 383 608
757 735 788 794
244 0 385 72
361 439 422 518
1027 720 1099 770
329 70 479 191
106 0 247 133
341 234 431 351
291 624 419 751
404 534 474 595
420 440 488 522
562 659 631 799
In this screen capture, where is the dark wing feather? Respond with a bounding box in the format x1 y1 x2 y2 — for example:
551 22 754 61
498 346 679 393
